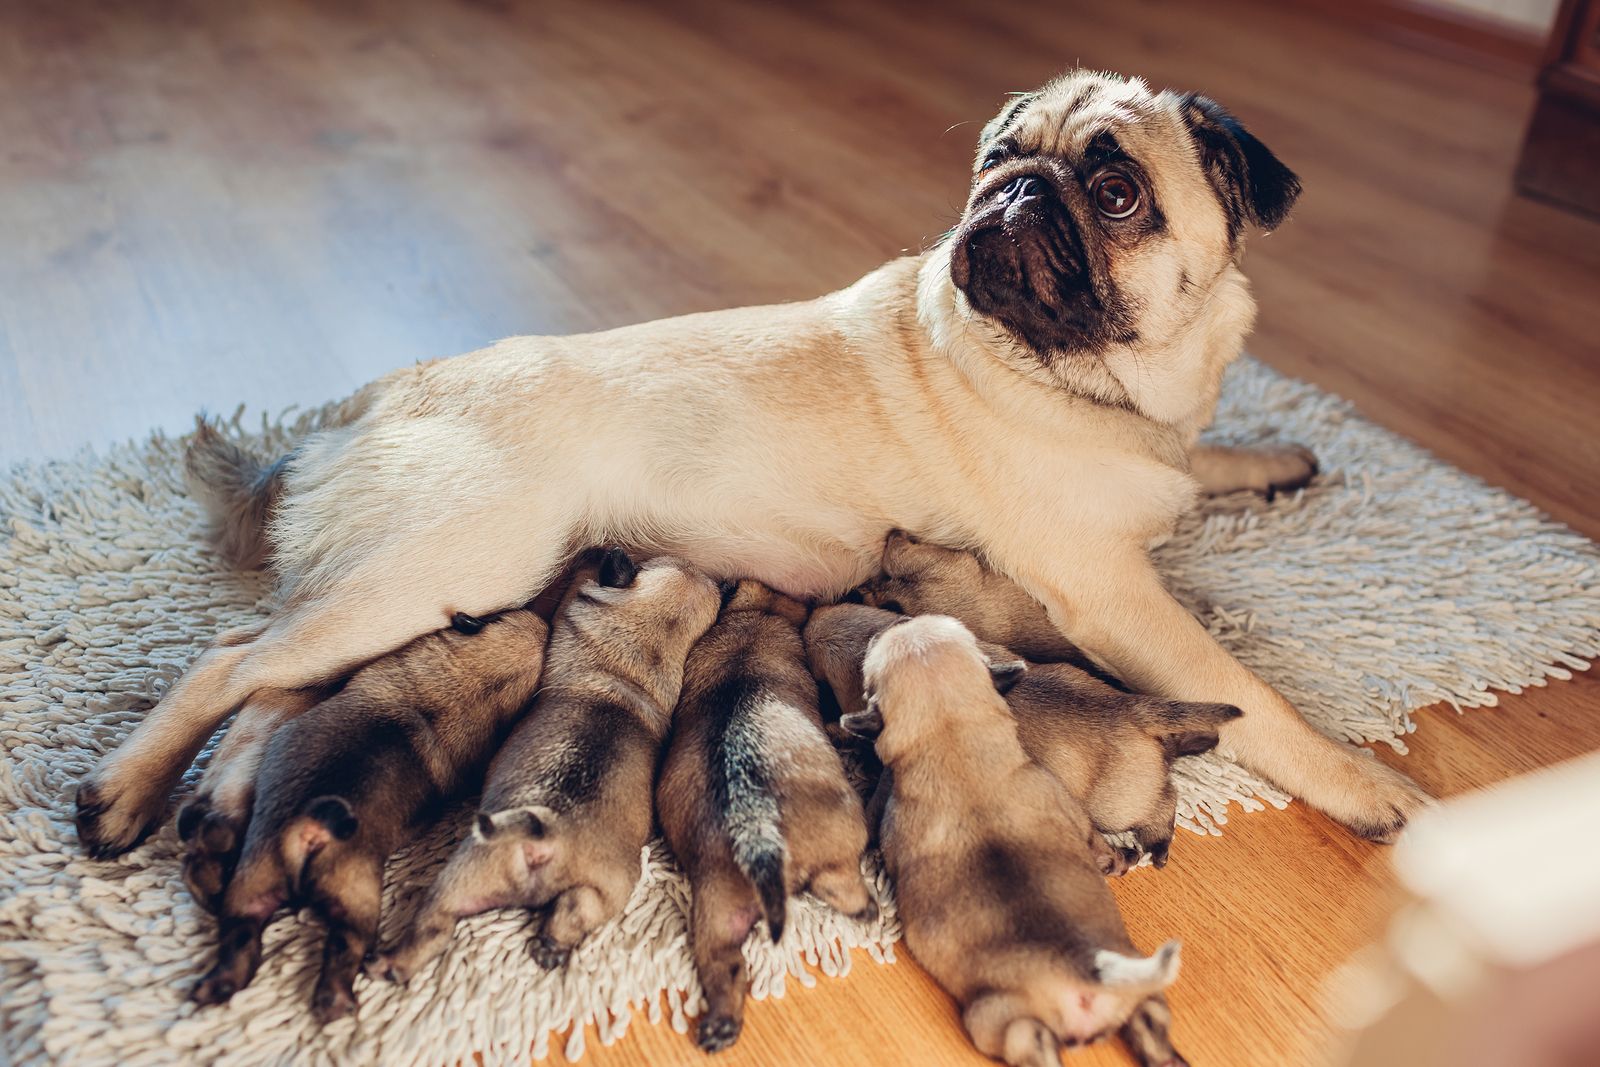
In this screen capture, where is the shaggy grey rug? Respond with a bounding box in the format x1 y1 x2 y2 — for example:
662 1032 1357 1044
2 358 1597 1066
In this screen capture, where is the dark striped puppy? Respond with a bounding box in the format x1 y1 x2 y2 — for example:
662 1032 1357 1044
810 602 1238 870
658 580 877 1053
370 550 721 983
190 606 549 1022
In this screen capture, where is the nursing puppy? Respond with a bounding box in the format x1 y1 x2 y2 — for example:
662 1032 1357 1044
81 69 1426 862
370 550 721 983
860 616 1186 1067
853 531 1092 669
658 580 877 1052
812 603 1236 869
190 607 548 1022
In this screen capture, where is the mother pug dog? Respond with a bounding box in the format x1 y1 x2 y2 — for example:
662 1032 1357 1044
76 69 1425 856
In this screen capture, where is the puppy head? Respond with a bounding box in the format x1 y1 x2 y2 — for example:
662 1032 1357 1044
860 530 990 617
946 70 1299 418
858 533 1074 663
719 578 810 626
853 615 1019 761
564 550 723 693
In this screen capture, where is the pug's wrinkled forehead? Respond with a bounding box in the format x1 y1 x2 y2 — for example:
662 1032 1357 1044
976 71 1300 245
944 69 1300 421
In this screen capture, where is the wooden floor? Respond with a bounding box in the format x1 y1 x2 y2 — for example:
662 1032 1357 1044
4 1 1599 1065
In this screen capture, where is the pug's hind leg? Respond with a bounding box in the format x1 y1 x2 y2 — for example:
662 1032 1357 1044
1188 443 1318 498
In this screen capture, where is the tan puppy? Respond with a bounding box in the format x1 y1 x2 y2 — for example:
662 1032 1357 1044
658 580 877 1052
370 550 720 983
811 602 1237 868
189 607 548 1022
861 616 1186 1067
853 531 1093 668
80 70 1425 862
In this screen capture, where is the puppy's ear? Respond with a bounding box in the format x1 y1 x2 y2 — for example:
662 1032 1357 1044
1179 94 1301 237
475 805 554 842
880 529 922 574
840 696 885 739
717 578 740 609
841 587 867 605
986 657 1027 696
597 547 638 589
977 91 1037 153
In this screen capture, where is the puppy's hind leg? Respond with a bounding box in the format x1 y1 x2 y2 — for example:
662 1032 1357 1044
178 687 321 912
689 868 762 1053
307 851 384 1025
372 843 535 985
192 851 287 1006
964 993 1060 1067
530 877 626 969
1120 994 1188 1067
1133 783 1180 870
805 861 878 924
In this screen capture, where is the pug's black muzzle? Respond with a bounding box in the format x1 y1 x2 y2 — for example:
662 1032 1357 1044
950 169 1107 357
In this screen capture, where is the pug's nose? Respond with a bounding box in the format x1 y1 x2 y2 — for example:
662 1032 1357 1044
1001 175 1047 205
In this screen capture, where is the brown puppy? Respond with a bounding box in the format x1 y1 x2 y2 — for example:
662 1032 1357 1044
855 531 1094 667
810 602 1238 868
189 605 549 1022
370 550 721 983
859 615 1186 1067
658 580 877 1053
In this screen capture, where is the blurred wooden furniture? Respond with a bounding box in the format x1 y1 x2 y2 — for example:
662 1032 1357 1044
1517 0 1600 215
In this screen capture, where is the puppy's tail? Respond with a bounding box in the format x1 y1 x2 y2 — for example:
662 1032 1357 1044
1136 699 1244 759
720 715 790 942
280 795 360 894
184 417 294 570
474 805 558 843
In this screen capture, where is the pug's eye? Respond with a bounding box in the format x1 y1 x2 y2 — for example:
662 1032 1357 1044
1092 171 1140 218
979 146 1011 172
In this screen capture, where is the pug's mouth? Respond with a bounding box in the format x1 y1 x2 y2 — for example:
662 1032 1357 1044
949 174 1123 357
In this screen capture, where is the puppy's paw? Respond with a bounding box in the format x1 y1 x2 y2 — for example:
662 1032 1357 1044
191 970 240 1008
179 803 246 912
696 1013 743 1053
75 775 163 859
529 935 571 970
311 983 357 1025
364 952 412 986
1259 444 1319 501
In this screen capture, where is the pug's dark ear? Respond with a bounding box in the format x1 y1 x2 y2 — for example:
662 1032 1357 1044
977 92 1037 151
598 547 638 589
1180 94 1301 238
987 657 1027 695
717 579 740 609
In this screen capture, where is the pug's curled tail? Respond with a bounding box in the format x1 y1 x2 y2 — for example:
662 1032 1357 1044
184 417 295 570
717 692 789 942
